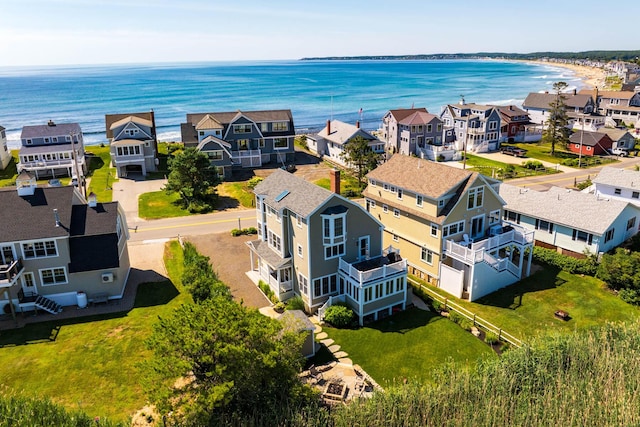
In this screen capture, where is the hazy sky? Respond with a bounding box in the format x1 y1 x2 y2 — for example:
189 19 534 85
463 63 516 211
1 0 637 66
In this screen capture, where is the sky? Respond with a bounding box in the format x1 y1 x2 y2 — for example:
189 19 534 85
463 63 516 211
0 0 637 67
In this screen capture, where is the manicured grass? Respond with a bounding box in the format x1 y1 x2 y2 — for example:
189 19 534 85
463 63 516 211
323 308 495 387
0 241 187 423
416 266 640 341
138 190 192 219
512 141 619 168
0 150 19 187
464 154 559 179
315 171 363 197
218 181 256 208
86 145 117 202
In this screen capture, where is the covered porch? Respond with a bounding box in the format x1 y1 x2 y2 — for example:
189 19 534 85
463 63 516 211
246 239 294 301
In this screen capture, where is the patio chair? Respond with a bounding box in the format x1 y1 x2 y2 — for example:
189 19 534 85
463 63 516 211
461 234 471 247
309 365 324 385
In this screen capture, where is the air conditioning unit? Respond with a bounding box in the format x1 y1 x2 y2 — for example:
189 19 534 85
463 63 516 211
101 272 114 283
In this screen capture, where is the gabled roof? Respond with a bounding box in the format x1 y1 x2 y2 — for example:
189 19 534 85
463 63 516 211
597 128 634 141
186 110 293 127
366 154 475 200
493 105 529 119
195 114 223 131
593 166 640 189
316 120 378 145
109 116 152 131
21 122 82 139
523 92 593 110
387 108 429 122
569 131 611 147
253 169 334 218
105 112 155 139
0 125 5 132
498 184 637 235
398 111 440 126
579 89 635 100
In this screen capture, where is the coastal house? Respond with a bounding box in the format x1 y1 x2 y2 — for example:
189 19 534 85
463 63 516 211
247 169 409 325
568 131 613 157
0 125 11 170
363 155 534 301
522 90 596 125
17 121 86 180
598 128 637 152
105 111 159 178
1 172 131 317
181 110 296 178
307 120 385 167
492 105 538 142
579 88 640 127
440 99 502 153
379 108 452 160
499 184 640 258
592 166 640 207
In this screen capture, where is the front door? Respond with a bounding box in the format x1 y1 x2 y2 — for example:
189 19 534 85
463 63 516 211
358 236 370 261
21 272 37 297
471 215 484 240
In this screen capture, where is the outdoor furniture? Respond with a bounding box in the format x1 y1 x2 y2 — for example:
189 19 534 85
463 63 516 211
309 365 324 385
554 310 570 321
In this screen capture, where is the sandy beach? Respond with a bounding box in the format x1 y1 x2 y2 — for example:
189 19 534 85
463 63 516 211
523 59 608 90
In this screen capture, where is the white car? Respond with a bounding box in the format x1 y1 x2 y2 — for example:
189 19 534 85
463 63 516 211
610 148 629 157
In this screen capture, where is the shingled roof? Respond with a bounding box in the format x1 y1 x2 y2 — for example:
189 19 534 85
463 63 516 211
105 112 155 139
523 92 593 110
569 131 611 147
387 108 429 122
21 122 82 140
593 166 640 189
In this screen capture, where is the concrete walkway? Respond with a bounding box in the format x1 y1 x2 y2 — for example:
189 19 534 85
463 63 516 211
111 176 167 222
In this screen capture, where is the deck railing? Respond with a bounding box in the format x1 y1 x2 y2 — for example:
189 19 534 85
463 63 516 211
338 257 407 285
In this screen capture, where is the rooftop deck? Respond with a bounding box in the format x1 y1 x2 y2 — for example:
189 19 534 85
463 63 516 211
339 248 406 285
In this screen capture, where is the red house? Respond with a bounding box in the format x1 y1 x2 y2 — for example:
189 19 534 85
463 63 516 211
568 131 613 157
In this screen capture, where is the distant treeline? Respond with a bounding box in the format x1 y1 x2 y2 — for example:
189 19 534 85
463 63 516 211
301 50 640 63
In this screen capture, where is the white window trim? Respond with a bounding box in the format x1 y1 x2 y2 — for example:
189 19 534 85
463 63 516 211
39 267 68 286
297 244 303 258
393 208 400 218
421 247 434 265
22 240 58 259
416 195 423 207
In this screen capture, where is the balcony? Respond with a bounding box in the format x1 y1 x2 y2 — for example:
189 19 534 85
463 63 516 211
231 149 262 167
339 247 406 286
444 223 534 266
0 258 24 287
19 158 76 170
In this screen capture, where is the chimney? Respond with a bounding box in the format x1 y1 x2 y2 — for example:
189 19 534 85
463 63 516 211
47 120 56 127
54 209 60 227
88 192 97 208
330 169 340 194
327 119 331 135
356 120 360 129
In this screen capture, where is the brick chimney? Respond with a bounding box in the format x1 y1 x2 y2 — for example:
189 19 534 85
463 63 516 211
330 169 340 194
356 120 360 129
327 119 331 135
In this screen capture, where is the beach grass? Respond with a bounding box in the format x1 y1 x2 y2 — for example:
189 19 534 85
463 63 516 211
0 241 188 423
323 308 496 387
86 145 117 202
413 266 640 342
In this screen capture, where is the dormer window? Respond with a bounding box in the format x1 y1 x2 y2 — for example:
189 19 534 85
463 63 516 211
44 138 50 143
26 139 32 145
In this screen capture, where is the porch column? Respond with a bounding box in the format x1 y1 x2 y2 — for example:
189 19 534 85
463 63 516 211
358 285 364 326
518 248 524 279
402 276 407 310
249 250 255 273
526 246 533 277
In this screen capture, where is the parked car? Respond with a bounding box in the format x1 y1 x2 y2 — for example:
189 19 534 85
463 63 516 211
500 145 527 157
610 147 629 157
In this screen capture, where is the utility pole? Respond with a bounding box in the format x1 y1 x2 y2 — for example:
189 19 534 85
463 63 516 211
70 132 87 198
578 114 584 169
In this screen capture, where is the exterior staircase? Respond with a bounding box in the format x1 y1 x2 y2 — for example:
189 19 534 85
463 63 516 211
35 295 63 314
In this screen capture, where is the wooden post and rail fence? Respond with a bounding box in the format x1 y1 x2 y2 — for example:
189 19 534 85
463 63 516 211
408 277 523 349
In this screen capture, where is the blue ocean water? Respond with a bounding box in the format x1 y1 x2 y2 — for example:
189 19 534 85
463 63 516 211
0 60 581 149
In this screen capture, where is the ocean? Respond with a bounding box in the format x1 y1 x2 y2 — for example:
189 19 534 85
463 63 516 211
0 59 582 149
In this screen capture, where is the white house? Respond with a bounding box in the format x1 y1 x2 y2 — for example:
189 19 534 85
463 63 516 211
307 120 384 167
592 166 640 207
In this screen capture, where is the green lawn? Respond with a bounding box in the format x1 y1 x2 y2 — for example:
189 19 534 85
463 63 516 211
218 181 256 208
0 241 187 423
417 266 640 341
464 153 559 179
0 150 19 187
511 141 619 168
85 145 117 202
323 308 495 387
315 171 363 197
138 190 193 219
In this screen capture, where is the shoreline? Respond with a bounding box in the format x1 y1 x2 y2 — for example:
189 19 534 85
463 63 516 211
517 59 608 90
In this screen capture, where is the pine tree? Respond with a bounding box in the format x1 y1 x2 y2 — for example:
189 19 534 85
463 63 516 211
542 81 571 156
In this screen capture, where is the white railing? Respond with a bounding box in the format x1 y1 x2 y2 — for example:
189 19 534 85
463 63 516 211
317 294 346 322
338 257 407 285
232 149 262 158
19 159 77 169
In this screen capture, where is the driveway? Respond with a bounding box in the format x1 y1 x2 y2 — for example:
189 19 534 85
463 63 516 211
186 233 270 308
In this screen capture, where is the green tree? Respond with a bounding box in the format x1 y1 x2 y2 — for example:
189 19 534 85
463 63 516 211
542 81 570 156
164 147 219 212
182 242 231 302
596 248 640 291
145 298 308 425
340 135 381 187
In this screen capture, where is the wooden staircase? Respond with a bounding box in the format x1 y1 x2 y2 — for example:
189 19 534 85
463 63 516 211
35 295 63 314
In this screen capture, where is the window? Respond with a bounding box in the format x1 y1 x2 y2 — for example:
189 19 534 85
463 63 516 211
393 209 400 218
535 219 553 233
325 244 345 259
392 234 399 242
207 151 223 160
604 228 615 243
52 137 58 143
633 192 639 199
615 188 622 195
427 124 432 133
237 139 249 150
323 213 346 259
383 204 388 214
274 138 288 148
397 188 403 199
125 129 138 136
267 230 282 252
504 210 521 224
438 199 445 207
489 210 501 224
313 275 337 297
40 267 67 286
431 224 438 237
572 229 593 244
627 217 636 231
437 123 442 132
489 121 498 130
442 221 465 237
272 122 289 131
258 139 265 148
44 137 50 143
421 248 433 265
297 244 303 257
260 123 269 132
26 139 32 145
364 287 372 302
467 187 484 209
233 124 252 133
23 240 57 259
298 274 308 294
416 195 423 207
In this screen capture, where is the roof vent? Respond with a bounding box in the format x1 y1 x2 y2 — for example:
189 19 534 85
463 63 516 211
47 120 56 127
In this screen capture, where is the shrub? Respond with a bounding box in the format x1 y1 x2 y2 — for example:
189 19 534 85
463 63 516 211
576 178 592 190
231 228 243 237
448 311 464 325
258 280 278 303
533 246 597 275
522 160 544 170
231 227 258 237
619 288 640 305
273 302 286 313
431 299 444 312
323 304 355 328
247 176 264 189
286 296 306 311
485 331 500 344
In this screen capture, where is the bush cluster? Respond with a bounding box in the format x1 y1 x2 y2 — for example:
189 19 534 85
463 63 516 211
258 280 279 304
285 295 306 311
182 242 231 302
231 227 257 236
522 160 545 170
247 176 264 189
323 304 355 328
532 246 597 275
